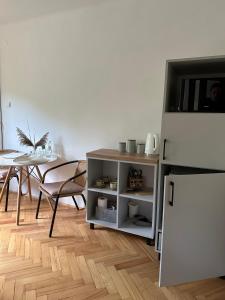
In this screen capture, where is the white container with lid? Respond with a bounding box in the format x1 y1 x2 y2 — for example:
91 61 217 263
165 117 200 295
98 196 108 208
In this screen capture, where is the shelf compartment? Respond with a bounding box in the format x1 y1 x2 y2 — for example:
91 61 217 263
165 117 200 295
119 162 156 201
87 158 118 189
119 220 153 238
119 192 154 203
86 190 118 225
87 218 118 229
118 196 153 238
165 58 225 113
88 187 117 196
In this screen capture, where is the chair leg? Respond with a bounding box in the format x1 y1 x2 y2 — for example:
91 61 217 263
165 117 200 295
0 167 13 204
5 180 10 212
81 194 86 206
49 196 59 238
72 196 79 210
36 191 42 219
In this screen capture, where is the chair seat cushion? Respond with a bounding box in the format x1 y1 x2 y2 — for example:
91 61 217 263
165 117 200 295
0 169 17 180
40 181 84 197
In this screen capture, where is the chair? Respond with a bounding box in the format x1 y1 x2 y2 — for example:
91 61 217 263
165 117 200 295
0 168 19 211
35 160 87 237
0 150 19 211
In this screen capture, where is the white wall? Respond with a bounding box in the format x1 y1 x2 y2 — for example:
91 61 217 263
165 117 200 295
1 0 225 199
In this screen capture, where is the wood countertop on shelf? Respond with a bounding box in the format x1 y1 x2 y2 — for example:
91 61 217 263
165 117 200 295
86 149 159 164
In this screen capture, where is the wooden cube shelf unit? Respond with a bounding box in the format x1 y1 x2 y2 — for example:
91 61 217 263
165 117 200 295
86 149 159 240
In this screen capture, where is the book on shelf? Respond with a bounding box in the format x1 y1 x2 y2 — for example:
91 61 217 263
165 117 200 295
193 79 200 111
182 79 189 111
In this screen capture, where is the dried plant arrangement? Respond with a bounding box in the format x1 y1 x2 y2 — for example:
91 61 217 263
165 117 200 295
16 127 49 150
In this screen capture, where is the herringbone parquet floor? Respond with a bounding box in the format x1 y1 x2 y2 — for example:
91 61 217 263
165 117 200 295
0 193 224 299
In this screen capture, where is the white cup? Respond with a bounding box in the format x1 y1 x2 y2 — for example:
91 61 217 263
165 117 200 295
128 202 139 218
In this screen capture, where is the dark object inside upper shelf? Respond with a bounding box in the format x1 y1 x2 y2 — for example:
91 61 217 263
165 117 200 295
165 56 225 113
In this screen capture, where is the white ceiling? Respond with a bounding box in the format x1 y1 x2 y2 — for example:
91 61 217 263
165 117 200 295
0 0 104 24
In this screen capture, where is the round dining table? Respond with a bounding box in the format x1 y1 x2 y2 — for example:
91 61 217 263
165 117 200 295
0 151 57 225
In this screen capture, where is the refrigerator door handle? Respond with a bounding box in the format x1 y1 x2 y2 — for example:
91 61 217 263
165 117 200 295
169 181 174 206
163 139 167 160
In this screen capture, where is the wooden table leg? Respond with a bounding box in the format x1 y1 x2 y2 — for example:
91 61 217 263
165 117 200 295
0 167 13 203
17 167 23 225
26 166 32 202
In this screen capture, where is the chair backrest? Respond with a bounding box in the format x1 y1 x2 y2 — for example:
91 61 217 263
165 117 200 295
74 160 87 187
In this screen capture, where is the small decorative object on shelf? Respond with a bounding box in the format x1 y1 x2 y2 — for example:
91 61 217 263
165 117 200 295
95 179 105 188
94 177 118 190
102 176 110 184
16 127 49 154
109 180 117 190
127 139 136 154
137 143 145 155
127 167 144 191
132 215 152 227
118 142 126 153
